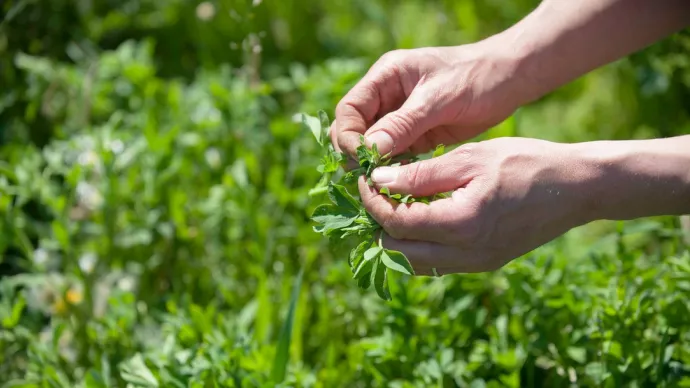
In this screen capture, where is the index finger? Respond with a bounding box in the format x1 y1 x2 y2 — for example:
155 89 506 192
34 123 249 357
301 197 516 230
333 79 381 157
333 57 409 157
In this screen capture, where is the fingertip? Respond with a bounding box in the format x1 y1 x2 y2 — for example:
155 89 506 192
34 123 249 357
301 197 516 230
357 175 379 202
364 130 395 156
358 176 397 221
338 131 363 159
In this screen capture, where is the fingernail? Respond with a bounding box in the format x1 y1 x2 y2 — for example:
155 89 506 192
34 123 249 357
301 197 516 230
371 166 398 185
366 131 394 153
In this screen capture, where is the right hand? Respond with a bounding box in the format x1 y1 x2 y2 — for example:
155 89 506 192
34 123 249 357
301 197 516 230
331 43 527 159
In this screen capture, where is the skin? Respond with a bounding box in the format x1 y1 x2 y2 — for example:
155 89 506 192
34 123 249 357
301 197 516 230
331 0 690 276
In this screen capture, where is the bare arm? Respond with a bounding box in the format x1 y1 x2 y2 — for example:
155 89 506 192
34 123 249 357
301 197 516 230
486 0 690 220
492 0 690 105
575 134 690 221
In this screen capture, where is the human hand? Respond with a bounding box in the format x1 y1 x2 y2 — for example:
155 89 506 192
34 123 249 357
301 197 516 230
331 43 526 160
357 137 597 276
358 134 690 276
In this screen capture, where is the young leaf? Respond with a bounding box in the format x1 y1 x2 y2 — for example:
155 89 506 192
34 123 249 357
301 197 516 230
317 110 330 145
381 249 415 276
319 151 343 174
363 246 383 262
343 169 365 184
371 143 380 162
311 204 357 234
308 108 442 301
302 113 323 146
356 146 370 167
353 256 375 280
327 183 360 211
371 258 391 301
358 273 372 290
432 144 445 158
349 240 370 269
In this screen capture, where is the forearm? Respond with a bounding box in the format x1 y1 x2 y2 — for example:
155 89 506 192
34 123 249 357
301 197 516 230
574 135 690 221
490 0 690 105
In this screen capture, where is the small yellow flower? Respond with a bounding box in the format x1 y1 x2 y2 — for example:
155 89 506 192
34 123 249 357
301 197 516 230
52 288 83 315
66 288 83 304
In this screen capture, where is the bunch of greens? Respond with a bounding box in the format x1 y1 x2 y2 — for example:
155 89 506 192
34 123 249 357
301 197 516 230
303 110 447 300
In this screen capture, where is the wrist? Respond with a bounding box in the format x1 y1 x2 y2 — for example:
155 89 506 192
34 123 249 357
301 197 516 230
571 136 690 222
465 34 540 114
477 3 560 107
481 0 690 108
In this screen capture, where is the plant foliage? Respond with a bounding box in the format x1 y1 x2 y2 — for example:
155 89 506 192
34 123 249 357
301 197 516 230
1 0 690 386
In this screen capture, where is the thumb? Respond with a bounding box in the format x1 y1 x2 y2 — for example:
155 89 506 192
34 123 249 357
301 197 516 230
364 83 442 156
369 150 474 197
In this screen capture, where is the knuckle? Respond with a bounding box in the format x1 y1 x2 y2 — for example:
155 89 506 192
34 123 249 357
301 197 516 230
454 141 478 158
374 50 410 80
336 82 377 119
335 97 359 119
334 99 348 117
380 49 408 64
386 109 418 137
402 162 426 190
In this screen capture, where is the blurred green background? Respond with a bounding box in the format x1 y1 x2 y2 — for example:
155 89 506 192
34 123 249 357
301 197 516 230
1 0 690 386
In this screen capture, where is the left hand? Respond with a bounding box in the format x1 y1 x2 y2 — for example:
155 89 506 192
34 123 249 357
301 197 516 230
358 137 596 276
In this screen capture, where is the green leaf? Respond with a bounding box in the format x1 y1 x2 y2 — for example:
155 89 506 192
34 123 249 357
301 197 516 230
327 183 360 211
2 294 26 329
349 240 370 269
302 113 323 146
120 354 159 387
353 255 375 280
371 142 379 159
52 221 70 251
271 268 303 383
371 258 391 301
381 249 415 275
311 204 357 234
363 246 382 262
358 273 372 290
432 144 445 158
317 110 330 145
567 347 587 364
319 151 343 174
312 202 358 219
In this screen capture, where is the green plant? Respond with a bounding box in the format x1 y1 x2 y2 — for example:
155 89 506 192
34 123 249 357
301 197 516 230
305 110 452 300
2 1 690 385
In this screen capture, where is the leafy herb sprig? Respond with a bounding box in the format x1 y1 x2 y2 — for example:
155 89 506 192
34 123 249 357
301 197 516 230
303 110 446 300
